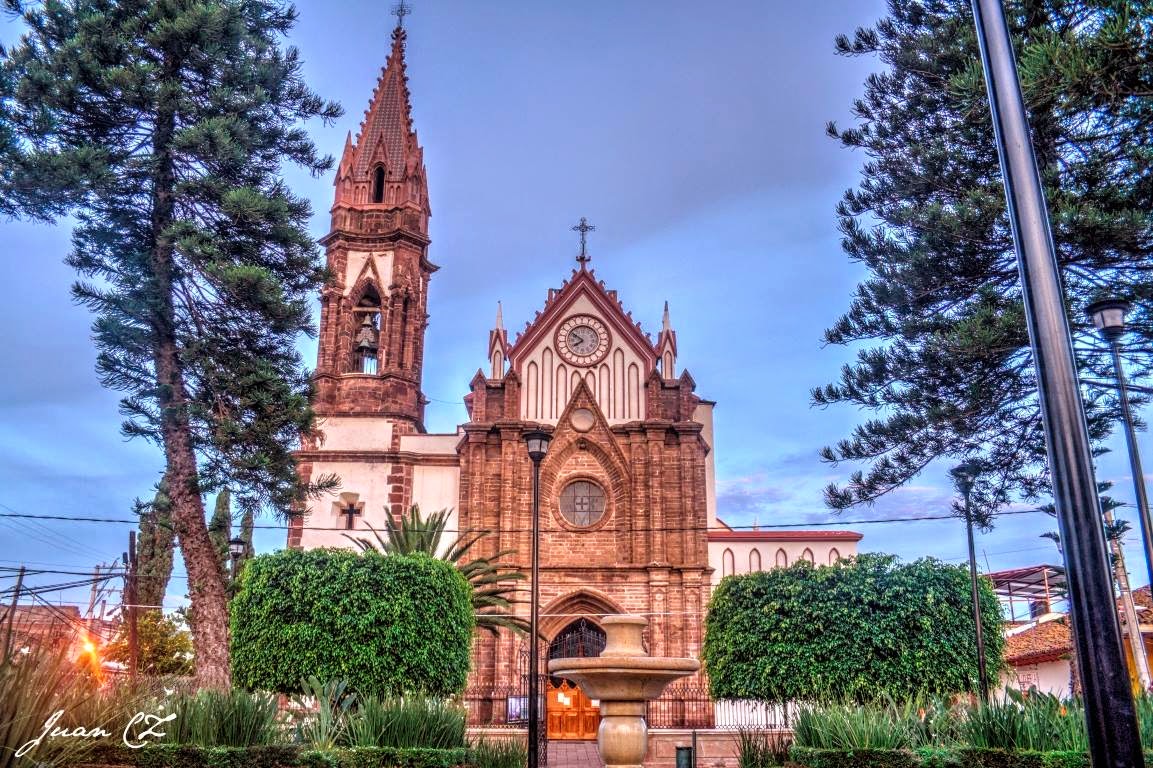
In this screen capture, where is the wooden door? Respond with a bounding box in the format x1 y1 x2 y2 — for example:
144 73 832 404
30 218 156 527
546 680 600 740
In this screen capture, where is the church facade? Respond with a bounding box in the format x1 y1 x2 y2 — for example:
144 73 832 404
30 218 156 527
289 21 861 735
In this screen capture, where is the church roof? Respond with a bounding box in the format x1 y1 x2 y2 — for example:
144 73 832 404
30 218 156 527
709 529 864 542
507 266 657 368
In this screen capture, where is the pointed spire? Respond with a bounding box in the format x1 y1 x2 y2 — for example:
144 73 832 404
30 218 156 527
495 301 504 331
662 300 671 332
353 23 418 182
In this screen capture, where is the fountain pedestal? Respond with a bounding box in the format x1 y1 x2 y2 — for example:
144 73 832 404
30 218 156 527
548 615 700 768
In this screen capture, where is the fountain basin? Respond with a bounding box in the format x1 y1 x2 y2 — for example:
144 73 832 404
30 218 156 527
547 615 700 768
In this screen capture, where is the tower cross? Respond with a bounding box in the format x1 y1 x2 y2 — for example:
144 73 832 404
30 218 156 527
392 0 411 28
572 217 596 265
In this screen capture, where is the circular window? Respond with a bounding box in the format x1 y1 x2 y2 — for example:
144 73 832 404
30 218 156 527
558 480 607 528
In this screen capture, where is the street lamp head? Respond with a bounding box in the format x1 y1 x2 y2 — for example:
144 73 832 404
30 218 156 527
228 536 246 559
951 459 983 495
1087 298 1130 342
523 429 552 463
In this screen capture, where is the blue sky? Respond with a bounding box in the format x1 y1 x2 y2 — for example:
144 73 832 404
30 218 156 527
1 0 1148 617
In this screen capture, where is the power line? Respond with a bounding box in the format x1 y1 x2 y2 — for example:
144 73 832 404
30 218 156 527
0 507 1048 534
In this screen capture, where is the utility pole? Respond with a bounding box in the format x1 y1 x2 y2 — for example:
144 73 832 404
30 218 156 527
1103 509 1151 690
124 535 138 682
2 565 25 660
86 564 102 624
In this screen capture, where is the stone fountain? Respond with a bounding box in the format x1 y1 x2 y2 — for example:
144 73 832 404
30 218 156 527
548 615 700 768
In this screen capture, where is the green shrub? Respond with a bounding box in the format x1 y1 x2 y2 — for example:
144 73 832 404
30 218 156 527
346 696 467 749
952 748 1089 768
82 744 469 767
704 554 1004 703
470 738 528 768
231 550 474 698
788 746 920 768
158 688 282 747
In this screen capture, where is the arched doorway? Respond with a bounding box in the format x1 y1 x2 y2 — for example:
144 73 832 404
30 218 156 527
546 619 604 740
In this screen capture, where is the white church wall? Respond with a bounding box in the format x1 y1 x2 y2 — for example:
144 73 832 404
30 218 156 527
399 433 459 454
694 402 717 530
411 464 462 557
297 459 392 550
314 416 393 452
517 295 650 424
707 538 859 587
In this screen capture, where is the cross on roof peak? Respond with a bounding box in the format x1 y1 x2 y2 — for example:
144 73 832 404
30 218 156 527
392 0 411 28
572 217 596 266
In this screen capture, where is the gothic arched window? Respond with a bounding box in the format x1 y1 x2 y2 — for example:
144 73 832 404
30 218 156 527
353 289 381 374
372 166 385 203
749 548 762 572
775 548 788 568
829 547 841 564
802 548 815 564
722 548 735 577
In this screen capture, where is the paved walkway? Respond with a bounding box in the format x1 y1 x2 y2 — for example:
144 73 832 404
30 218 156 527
549 740 603 768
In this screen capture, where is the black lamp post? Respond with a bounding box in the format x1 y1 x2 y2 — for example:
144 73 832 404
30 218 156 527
951 460 989 703
228 536 246 579
1088 299 1153 591
971 1 1143 763
524 428 551 768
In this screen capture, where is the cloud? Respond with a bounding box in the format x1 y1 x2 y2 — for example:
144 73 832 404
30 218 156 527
716 474 792 521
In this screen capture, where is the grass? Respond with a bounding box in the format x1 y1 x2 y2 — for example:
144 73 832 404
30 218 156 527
470 737 528 768
794 702 916 750
960 690 1087 752
158 688 282 747
737 728 792 767
345 695 466 749
291 677 355 749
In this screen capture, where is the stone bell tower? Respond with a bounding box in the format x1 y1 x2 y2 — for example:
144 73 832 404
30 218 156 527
312 21 435 438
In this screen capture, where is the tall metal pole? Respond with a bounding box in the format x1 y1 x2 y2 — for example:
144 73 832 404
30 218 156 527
528 456 543 768
971 1 1143 764
963 488 990 702
1110 337 1153 593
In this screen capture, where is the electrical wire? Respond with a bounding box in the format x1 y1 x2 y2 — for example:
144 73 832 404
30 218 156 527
0 507 1048 534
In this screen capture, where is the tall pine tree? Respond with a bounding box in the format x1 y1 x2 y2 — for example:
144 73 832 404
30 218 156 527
0 0 340 688
815 0 1153 515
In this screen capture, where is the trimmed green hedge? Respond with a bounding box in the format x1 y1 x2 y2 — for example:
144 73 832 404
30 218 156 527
704 554 1004 703
81 744 470 767
230 550 474 697
789 746 1115 768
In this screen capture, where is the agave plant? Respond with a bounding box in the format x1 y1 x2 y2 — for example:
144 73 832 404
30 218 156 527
345 505 528 634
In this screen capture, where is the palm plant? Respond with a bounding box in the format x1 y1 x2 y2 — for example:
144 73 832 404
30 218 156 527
345 505 528 634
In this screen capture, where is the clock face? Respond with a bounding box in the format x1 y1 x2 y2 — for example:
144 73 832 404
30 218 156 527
556 315 611 366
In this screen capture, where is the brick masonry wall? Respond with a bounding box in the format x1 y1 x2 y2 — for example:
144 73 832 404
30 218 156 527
461 378 714 691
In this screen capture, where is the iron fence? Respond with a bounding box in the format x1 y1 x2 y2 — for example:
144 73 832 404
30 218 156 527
465 681 793 732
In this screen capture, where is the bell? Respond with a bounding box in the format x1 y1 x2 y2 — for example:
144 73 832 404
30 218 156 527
356 314 378 352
